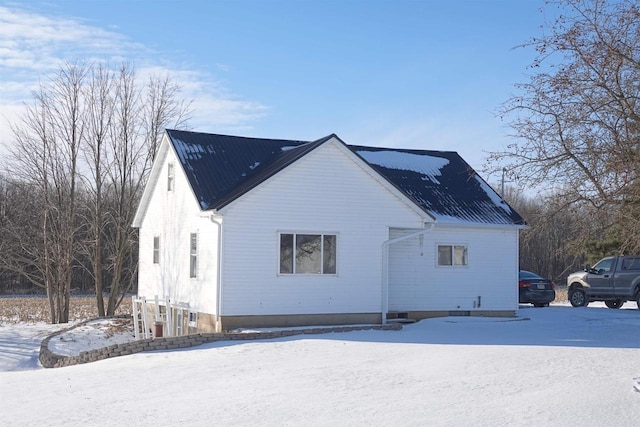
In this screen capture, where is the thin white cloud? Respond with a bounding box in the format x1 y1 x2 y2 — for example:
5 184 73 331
0 5 269 153
136 65 271 131
0 6 141 71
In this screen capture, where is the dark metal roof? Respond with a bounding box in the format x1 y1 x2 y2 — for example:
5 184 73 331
351 145 525 225
166 129 525 225
168 129 306 210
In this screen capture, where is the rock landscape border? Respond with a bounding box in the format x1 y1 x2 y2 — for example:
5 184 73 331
39 317 403 368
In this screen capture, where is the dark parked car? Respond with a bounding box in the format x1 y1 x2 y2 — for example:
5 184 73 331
519 270 556 307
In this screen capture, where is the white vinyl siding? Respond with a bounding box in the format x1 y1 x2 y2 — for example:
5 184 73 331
219 140 425 316
137 136 220 316
388 225 519 312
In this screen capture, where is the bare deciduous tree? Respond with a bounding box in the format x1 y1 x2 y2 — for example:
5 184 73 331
81 62 114 316
143 74 192 161
490 0 640 254
6 61 87 323
503 186 585 282
2 60 192 322
98 64 191 316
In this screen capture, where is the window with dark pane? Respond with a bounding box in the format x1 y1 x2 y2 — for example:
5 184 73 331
437 245 452 266
280 234 294 274
167 162 175 191
153 236 160 264
323 235 336 274
189 232 198 278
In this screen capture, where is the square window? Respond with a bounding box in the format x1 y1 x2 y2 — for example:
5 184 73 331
438 244 468 267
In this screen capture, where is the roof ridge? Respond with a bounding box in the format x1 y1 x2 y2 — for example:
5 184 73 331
164 129 525 226
166 128 309 145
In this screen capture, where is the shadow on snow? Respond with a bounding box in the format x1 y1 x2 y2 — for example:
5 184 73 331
174 305 640 352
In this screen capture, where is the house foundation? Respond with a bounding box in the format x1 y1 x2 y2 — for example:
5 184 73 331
218 313 382 331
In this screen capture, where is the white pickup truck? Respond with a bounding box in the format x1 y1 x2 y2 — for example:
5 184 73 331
567 255 640 309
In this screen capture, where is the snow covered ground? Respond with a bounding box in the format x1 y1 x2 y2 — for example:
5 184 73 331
1 302 639 426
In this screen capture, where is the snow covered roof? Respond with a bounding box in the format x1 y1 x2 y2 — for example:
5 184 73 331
166 129 525 226
352 146 524 225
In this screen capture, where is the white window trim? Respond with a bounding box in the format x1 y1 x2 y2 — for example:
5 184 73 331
436 243 469 267
277 231 338 276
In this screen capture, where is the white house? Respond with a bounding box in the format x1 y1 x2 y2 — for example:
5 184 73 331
132 130 526 334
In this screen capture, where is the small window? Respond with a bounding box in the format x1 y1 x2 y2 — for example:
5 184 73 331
153 236 160 264
323 234 337 274
189 232 198 278
167 162 175 191
176 310 183 336
188 312 198 327
622 257 640 271
279 233 337 275
280 234 294 274
437 244 468 267
592 257 613 273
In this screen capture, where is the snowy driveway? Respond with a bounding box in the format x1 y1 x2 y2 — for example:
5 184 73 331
1 304 639 426
0 323 65 371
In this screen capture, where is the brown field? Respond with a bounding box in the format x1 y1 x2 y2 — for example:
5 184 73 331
0 295 133 324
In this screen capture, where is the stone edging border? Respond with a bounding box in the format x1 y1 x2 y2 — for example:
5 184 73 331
39 318 403 368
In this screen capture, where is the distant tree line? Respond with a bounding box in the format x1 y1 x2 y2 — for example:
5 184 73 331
0 61 190 323
500 187 583 284
504 182 637 286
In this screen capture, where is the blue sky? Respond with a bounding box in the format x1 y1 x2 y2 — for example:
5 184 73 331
0 0 548 181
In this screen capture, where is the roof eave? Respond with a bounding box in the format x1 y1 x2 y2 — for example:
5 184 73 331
433 220 529 229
